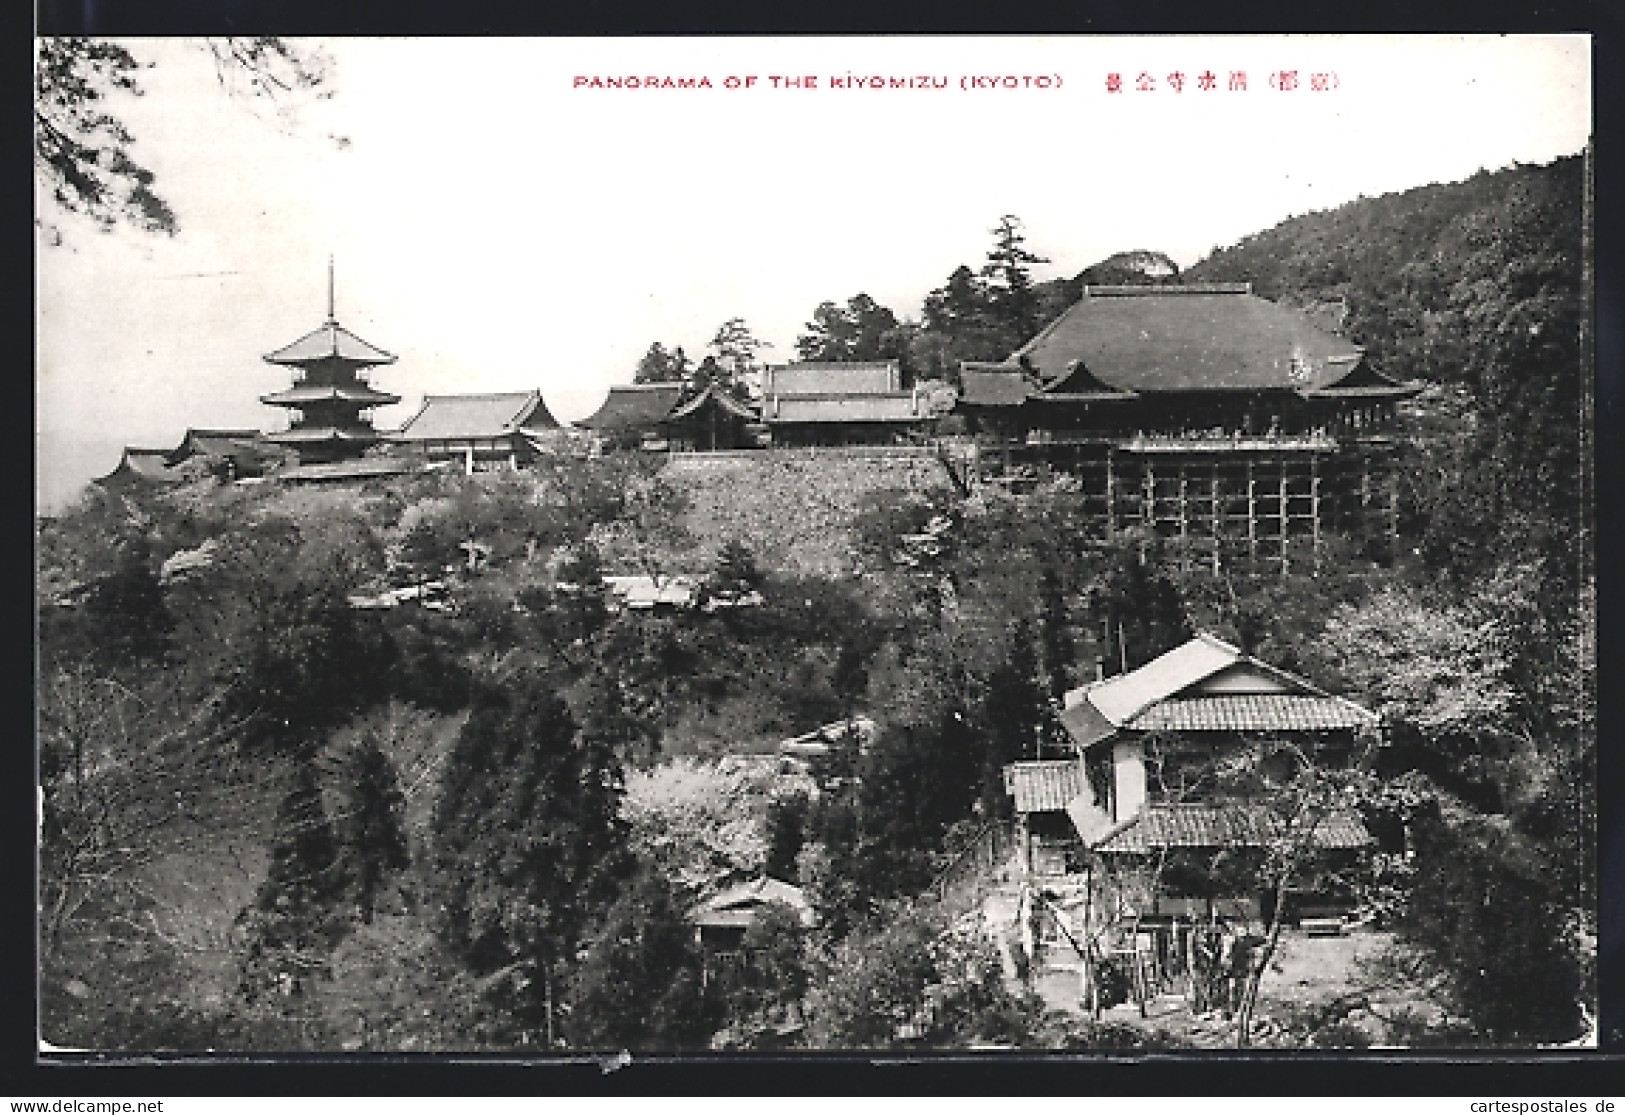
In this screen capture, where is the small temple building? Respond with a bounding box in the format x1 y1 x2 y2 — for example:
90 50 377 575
957 284 1422 570
759 360 932 447
661 383 766 450
575 380 767 451
259 267 400 465
166 427 276 481
575 382 687 450
390 390 561 472
93 447 184 492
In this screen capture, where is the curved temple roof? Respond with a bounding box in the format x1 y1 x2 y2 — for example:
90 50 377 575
977 284 1419 399
576 383 685 430
392 391 559 441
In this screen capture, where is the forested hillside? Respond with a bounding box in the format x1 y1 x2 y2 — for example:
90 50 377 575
1186 154 1589 611
35 153 1594 1052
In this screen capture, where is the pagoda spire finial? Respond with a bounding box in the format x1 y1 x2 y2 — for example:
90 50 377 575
326 254 336 323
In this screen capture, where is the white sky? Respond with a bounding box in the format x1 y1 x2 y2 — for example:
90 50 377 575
35 35 1591 510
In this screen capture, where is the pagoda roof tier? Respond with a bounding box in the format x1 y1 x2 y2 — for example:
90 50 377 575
264 321 397 366
262 426 382 444
261 383 402 406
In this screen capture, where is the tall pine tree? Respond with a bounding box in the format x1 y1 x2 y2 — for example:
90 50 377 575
981 214 1050 349
432 672 628 1034
238 758 349 1001
335 733 409 924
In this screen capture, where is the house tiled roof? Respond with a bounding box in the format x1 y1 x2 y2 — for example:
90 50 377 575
1126 694 1380 732
576 383 684 430
765 394 926 424
690 876 816 929
264 321 397 366
1082 634 1246 726
1056 634 1380 752
1011 285 1371 393
393 391 559 441
763 362 900 397
1057 695 1118 751
1003 760 1089 813
1092 803 1373 853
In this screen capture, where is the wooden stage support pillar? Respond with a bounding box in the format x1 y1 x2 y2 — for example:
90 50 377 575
1142 461 1156 527
1278 462 1290 576
1106 451 1116 537
1310 456 1322 576
1178 469 1190 568
1246 458 1258 568
1210 465 1222 575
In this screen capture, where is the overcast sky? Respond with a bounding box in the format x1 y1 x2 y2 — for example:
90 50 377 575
35 35 1590 509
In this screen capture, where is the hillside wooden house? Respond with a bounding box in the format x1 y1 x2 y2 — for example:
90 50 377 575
390 390 561 472
957 284 1422 571
689 876 816 957
1005 634 1379 897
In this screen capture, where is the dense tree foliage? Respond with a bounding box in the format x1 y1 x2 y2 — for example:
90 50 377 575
36 38 332 240
334 733 410 924
632 341 692 384
795 293 910 368
238 759 349 1001
35 155 1592 1050
1404 815 1586 1044
431 674 628 1033
562 867 718 1050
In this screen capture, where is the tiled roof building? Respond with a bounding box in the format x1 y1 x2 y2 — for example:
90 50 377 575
759 360 932 446
1004 634 1381 876
94 447 185 491
956 285 1424 572
391 390 560 472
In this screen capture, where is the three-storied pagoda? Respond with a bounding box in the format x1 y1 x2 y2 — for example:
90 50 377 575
260 264 400 465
